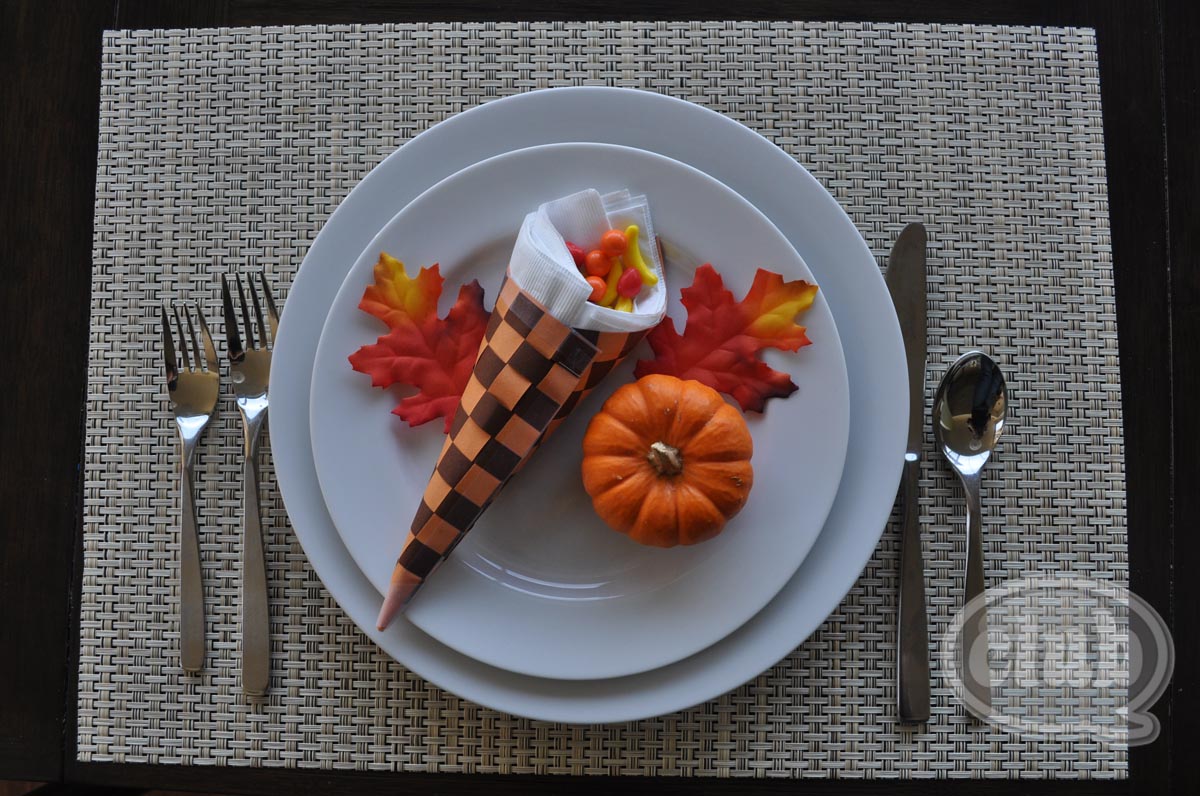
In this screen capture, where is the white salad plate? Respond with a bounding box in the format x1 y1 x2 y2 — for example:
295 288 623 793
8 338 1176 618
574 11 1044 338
270 87 906 723
309 142 851 680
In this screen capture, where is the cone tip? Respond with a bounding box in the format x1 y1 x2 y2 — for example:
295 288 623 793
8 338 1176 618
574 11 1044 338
375 572 423 630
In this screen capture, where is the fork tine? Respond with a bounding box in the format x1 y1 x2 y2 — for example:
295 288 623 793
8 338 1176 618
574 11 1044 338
196 304 219 372
221 274 243 360
173 305 192 370
184 305 204 370
160 304 178 381
258 271 280 346
235 273 257 350
248 271 268 350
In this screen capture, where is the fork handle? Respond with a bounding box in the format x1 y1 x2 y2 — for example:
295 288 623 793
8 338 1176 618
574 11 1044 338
241 415 270 697
179 455 205 674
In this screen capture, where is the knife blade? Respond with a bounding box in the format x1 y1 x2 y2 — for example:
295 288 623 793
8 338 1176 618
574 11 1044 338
886 222 930 723
887 223 928 458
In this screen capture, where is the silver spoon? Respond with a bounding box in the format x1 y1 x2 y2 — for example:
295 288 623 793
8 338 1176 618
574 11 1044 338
932 351 1008 717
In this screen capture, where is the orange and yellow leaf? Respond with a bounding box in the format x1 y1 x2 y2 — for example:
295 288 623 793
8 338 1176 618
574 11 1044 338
634 264 818 413
349 254 489 432
358 252 444 328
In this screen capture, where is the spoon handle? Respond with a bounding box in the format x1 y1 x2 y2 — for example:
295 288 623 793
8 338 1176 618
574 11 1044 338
961 473 992 716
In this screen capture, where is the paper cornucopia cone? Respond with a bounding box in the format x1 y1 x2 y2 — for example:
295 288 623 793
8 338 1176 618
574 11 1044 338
376 190 665 630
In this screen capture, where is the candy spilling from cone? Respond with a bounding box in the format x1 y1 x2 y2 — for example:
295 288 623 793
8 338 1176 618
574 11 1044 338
376 190 667 630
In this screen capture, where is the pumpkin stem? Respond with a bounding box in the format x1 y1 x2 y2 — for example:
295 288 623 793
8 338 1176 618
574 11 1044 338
647 441 684 476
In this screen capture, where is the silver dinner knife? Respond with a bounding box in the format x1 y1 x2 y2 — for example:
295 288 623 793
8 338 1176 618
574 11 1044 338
886 222 930 723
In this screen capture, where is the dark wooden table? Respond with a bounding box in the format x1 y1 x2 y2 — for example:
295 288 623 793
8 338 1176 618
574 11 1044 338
1 1 1193 794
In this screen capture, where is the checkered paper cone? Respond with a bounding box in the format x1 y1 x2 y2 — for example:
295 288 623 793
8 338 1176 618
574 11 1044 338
376 274 647 629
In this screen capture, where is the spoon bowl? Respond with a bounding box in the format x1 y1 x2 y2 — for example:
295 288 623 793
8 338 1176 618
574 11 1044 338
933 352 1007 474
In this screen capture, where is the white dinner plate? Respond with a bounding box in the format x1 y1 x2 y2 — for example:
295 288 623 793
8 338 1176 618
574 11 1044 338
270 87 906 723
309 143 850 680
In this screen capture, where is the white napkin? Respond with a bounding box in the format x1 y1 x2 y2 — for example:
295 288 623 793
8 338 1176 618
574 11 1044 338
508 189 667 333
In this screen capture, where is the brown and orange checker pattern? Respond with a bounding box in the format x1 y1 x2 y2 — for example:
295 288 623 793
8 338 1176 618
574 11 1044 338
543 322 647 439
393 275 647 592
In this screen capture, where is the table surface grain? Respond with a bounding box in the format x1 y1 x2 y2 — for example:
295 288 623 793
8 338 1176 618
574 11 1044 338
0 1 1191 794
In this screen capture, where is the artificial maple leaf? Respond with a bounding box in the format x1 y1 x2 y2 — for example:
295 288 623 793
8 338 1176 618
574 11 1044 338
349 254 489 432
634 264 818 413
358 251 444 328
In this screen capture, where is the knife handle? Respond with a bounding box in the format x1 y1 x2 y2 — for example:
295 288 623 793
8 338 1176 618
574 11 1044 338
897 457 931 722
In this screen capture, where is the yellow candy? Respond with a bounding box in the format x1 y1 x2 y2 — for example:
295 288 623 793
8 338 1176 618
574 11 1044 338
601 255 623 306
615 296 634 312
623 225 658 286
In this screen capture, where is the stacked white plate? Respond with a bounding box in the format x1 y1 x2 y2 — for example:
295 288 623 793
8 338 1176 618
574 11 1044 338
270 87 907 723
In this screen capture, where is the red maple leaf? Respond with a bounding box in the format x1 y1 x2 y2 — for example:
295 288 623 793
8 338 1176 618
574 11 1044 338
349 253 489 432
634 264 818 412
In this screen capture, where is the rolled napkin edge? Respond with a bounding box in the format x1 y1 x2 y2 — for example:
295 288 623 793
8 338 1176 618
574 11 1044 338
509 189 667 334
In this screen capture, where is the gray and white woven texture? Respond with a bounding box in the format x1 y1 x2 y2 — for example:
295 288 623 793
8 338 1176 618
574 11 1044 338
80 22 1125 778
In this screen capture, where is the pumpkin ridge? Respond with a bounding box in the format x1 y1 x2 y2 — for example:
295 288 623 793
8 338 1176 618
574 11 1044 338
683 411 753 461
591 471 655 533
587 411 643 451
636 373 683 440
630 482 678 547
664 381 721 448
677 482 722 524
674 482 727 545
687 449 753 463
680 461 753 514
582 454 646 490
616 378 665 439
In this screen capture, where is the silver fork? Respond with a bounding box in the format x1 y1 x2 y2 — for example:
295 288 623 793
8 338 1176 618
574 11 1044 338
159 302 219 674
221 272 279 697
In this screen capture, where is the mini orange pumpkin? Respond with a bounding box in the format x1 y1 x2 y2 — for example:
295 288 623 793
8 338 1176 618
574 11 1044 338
581 374 754 547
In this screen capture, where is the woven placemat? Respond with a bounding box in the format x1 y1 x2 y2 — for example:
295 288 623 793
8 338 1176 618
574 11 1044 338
79 21 1126 778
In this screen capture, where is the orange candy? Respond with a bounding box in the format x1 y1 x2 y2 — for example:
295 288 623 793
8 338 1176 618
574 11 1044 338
600 229 628 258
586 276 607 302
585 250 611 277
